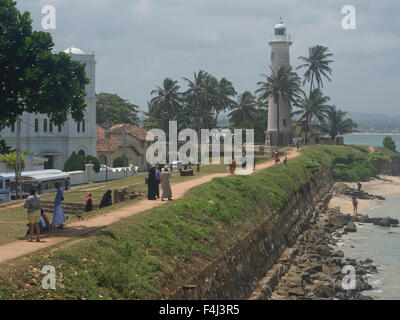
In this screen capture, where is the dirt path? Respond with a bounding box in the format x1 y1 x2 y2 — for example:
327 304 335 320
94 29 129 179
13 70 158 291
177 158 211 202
0 148 300 265
0 203 24 212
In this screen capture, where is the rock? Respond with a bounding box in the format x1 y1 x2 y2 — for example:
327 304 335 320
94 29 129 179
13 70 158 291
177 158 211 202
364 258 373 264
333 250 344 258
313 281 337 298
344 222 357 233
373 217 399 227
359 215 372 223
287 287 305 296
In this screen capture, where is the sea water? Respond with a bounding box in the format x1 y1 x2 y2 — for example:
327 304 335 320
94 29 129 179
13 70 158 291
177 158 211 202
337 195 400 300
344 133 400 148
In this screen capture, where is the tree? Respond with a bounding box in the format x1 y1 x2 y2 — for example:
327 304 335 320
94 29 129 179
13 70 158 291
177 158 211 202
0 151 25 169
96 92 140 126
0 0 88 128
215 77 237 122
85 155 101 173
383 136 397 152
150 78 182 119
254 100 268 143
296 45 334 93
142 100 169 133
320 106 358 142
256 66 302 145
113 156 129 168
0 139 12 155
63 152 85 172
183 71 220 133
228 91 257 128
292 88 332 144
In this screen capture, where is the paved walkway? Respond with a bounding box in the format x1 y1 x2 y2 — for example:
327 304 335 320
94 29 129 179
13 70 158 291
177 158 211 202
0 149 300 265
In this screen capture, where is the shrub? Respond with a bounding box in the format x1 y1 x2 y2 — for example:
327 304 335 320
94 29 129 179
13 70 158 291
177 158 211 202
63 152 85 172
383 136 396 152
0 152 25 170
113 156 128 168
85 155 101 173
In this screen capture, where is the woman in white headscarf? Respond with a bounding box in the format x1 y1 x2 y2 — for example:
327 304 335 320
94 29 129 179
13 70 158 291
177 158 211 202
160 167 172 201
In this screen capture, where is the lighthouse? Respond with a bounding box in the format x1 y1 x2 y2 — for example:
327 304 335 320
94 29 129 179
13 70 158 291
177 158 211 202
265 18 294 147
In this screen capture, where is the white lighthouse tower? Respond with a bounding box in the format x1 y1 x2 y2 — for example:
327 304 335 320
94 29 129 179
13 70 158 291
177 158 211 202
265 18 294 147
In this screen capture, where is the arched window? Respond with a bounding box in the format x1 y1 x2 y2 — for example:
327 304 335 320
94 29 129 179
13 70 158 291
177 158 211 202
78 150 85 157
99 155 107 165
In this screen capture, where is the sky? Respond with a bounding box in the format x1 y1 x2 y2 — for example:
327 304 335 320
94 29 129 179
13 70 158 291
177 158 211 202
16 0 400 116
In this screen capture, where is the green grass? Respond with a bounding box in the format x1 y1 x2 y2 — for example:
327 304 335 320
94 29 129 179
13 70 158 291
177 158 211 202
0 145 368 300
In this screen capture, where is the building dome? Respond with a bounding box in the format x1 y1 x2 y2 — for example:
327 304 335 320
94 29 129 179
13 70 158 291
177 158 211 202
63 46 85 55
274 18 287 36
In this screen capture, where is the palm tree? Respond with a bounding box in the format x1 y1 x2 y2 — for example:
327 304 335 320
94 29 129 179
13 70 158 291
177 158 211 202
216 77 237 123
228 91 257 128
150 78 182 119
183 71 219 132
256 66 302 145
296 45 334 93
319 106 357 143
292 88 332 144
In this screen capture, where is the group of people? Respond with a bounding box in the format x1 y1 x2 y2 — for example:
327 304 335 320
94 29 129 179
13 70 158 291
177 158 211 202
147 165 173 201
24 183 66 242
274 150 288 165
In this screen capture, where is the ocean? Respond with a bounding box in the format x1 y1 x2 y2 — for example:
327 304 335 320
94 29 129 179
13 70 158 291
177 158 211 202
344 133 400 148
337 195 400 300
339 133 400 299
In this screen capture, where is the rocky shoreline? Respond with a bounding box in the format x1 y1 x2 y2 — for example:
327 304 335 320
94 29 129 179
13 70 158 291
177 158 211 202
266 206 378 300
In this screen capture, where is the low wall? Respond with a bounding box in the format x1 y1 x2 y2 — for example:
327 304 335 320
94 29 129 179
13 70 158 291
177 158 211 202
68 165 138 186
171 169 333 300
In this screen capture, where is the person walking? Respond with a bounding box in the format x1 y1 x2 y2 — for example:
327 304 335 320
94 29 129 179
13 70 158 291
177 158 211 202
85 193 93 212
147 166 157 200
24 189 41 242
160 167 172 201
274 150 279 164
283 156 288 165
155 167 161 199
352 195 358 215
99 190 113 208
295 138 300 151
357 181 362 192
52 182 66 229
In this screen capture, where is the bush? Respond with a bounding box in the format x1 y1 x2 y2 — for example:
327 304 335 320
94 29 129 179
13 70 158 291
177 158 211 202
63 152 85 172
0 152 25 170
113 156 128 168
85 155 101 173
383 136 396 152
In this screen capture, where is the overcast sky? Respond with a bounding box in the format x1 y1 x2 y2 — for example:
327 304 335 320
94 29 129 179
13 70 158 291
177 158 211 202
16 0 400 116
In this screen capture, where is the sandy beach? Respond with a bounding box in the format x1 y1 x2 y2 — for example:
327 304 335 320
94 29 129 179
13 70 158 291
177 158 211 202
328 175 400 215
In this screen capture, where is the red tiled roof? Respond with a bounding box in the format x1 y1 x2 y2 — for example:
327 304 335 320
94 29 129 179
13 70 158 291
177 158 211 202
96 124 107 140
108 124 153 141
96 138 120 152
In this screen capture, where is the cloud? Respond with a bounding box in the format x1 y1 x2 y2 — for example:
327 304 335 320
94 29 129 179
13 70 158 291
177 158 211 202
14 0 400 116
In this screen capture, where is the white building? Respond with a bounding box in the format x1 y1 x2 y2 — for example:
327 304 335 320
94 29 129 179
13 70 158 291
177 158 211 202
265 18 294 147
0 47 97 170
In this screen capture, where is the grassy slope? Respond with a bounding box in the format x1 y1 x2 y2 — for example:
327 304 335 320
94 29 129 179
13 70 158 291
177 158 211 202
0 146 375 299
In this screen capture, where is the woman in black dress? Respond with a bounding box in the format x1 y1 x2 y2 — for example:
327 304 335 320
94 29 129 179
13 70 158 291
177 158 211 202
147 167 157 200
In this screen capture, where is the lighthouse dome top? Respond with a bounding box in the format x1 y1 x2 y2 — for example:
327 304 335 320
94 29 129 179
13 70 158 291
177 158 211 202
63 46 85 55
274 18 286 30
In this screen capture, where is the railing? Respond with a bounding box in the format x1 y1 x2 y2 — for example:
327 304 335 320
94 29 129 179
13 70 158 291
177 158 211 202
270 34 291 42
